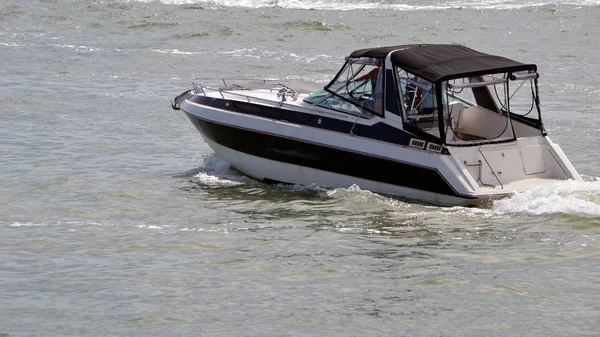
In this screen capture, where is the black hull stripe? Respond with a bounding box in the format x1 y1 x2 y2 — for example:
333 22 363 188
188 95 448 154
186 113 462 197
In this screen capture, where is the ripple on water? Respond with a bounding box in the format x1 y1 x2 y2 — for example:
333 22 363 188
3 4 600 334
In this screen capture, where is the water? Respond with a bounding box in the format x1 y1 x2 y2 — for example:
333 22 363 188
1 0 600 336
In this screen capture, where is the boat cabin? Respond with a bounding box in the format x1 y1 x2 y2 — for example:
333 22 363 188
304 44 545 146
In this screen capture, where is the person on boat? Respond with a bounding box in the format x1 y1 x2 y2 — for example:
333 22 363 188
354 64 384 114
356 67 379 82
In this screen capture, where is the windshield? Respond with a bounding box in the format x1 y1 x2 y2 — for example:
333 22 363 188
304 58 383 117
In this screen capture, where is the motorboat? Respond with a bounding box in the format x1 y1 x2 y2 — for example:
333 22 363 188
172 44 581 206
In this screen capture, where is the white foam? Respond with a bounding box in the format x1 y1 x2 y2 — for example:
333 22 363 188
192 154 256 186
326 184 373 198
493 179 600 216
152 48 204 55
325 184 415 210
217 48 333 64
5 221 107 228
136 224 164 229
8 222 43 227
0 42 24 47
321 179 600 219
51 44 101 52
136 0 600 10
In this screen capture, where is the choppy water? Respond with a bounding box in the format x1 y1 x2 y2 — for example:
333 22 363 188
1 0 600 336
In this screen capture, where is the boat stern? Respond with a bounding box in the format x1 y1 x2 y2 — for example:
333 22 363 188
445 136 581 200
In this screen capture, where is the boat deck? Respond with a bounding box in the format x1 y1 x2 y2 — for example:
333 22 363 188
191 80 364 121
477 177 564 194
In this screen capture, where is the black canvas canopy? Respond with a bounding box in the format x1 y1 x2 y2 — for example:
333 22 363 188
349 44 537 83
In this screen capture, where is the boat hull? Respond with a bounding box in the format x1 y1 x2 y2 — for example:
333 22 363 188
182 107 484 206
202 136 481 206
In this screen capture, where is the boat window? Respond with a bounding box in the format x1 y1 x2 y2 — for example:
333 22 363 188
303 83 373 117
393 67 543 144
303 58 383 117
443 72 543 143
303 87 331 105
503 76 540 119
395 68 444 134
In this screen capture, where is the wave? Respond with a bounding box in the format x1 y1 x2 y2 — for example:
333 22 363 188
217 47 334 65
492 178 600 217
127 21 180 29
152 47 334 70
136 0 600 10
1 220 188 233
191 154 256 187
0 42 26 47
51 44 102 53
320 179 600 219
152 48 205 55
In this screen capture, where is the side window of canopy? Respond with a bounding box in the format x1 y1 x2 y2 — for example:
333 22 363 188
394 67 446 133
395 68 448 117
393 65 543 144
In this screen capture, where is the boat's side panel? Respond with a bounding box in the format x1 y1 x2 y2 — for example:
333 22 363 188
188 95 446 150
546 139 582 181
185 111 475 201
202 137 477 206
181 99 446 173
180 97 500 203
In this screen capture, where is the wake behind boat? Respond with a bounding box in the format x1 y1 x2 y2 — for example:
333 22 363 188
172 44 581 206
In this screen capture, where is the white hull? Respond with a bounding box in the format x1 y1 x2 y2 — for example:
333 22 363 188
203 138 475 206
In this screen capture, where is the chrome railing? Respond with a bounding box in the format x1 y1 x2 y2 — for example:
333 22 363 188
189 79 349 119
